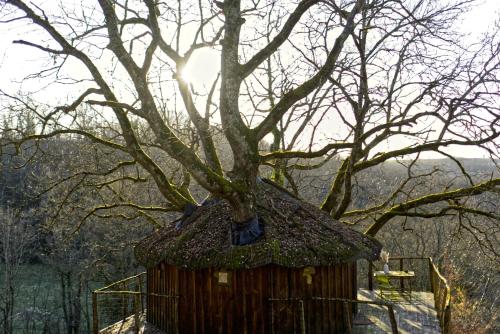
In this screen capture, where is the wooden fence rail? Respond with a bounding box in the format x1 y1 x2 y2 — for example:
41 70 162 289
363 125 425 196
429 258 451 334
368 257 451 334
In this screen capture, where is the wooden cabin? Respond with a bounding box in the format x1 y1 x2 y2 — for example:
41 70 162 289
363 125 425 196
135 179 381 334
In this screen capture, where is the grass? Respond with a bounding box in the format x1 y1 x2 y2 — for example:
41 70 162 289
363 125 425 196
0 264 94 333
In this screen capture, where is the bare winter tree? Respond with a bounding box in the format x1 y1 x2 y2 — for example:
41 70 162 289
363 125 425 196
0 0 498 246
0 208 35 334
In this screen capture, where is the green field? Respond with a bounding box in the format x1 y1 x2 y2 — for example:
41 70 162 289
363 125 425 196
1 264 95 334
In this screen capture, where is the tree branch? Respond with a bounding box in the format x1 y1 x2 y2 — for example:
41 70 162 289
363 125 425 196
239 0 319 79
365 178 500 236
253 0 364 140
261 142 353 160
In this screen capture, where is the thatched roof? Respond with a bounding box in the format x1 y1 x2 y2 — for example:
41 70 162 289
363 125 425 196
135 179 381 270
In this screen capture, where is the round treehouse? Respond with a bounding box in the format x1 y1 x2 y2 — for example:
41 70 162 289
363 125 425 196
135 179 381 334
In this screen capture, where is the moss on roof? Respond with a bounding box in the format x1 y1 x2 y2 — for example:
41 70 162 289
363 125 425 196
135 179 381 270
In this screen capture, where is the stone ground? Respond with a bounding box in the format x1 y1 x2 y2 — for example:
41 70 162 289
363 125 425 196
353 289 441 334
100 290 441 334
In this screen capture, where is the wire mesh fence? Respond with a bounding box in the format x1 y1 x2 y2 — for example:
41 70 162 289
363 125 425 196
92 272 146 333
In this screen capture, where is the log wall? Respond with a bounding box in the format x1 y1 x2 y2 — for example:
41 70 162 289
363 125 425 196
147 262 357 334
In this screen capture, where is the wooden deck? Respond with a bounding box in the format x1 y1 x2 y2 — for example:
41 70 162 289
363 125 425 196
95 257 448 334
99 314 162 334
353 289 441 334
100 289 441 334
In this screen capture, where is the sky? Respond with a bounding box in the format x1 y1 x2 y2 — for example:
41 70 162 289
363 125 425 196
0 0 499 159
2 0 498 91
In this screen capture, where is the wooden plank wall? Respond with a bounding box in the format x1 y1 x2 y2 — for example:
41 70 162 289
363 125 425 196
147 263 178 333
147 262 356 334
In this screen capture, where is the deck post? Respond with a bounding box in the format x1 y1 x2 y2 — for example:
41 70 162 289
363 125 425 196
134 293 141 333
428 258 434 293
299 299 306 334
343 301 352 334
387 304 398 334
121 282 128 319
399 258 404 291
136 275 144 313
137 274 144 313
368 261 373 290
269 300 275 334
92 292 99 334
174 297 179 334
444 304 451 334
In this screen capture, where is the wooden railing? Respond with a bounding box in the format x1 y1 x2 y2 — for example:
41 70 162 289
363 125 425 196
92 272 146 334
368 257 451 334
269 297 399 334
92 272 179 334
93 273 400 334
429 258 451 334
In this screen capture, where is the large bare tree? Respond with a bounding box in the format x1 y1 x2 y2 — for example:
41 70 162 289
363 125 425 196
0 0 498 245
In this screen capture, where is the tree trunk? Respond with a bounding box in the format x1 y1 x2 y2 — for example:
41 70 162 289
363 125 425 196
227 184 257 223
218 0 261 225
